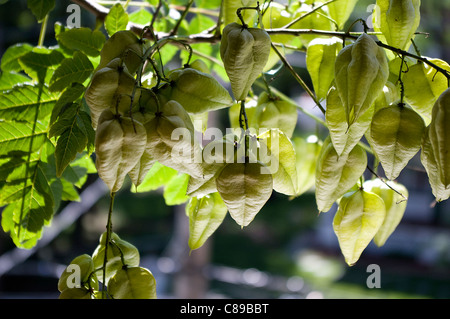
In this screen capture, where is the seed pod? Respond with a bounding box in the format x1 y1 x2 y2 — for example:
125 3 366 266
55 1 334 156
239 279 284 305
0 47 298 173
428 88 450 188
139 99 205 179
258 129 298 196
187 192 228 252
373 0 421 52
292 135 322 197
92 232 140 284
315 136 367 213
333 189 386 266
327 0 359 30
326 86 374 157
220 22 271 101
334 33 389 127
370 102 425 180
216 161 273 227
85 58 140 129
95 109 147 193
402 59 450 125
159 67 233 114
251 92 298 138
421 127 450 202
59 287 93 299
363 178 408 247
108 267 157 299
97 30 144 74
306 37 342 101
58 254 94 293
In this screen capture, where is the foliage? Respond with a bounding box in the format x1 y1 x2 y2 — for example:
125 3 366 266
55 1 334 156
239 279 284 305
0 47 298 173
0 0 449 298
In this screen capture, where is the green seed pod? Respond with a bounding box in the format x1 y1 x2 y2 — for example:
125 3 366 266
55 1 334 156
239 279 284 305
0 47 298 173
334 33 389 127
85 58 140 129
428 88 450 188
333 188 386 266
216 161 273 228
370 102 425 180
363 178 408 247
58 254 94 293
220 22 271 101
306 37 342 101
315 136 367 213
292 135 322 197
108 267 157 299
421 126 450 202
94 109 147 193
326 86 374 157
97 30 144 74
402 59 450 125
140 99 205 179
158 67 233 114
327 0 359 30
92 232 140 284
373 0 421 52
251 92 298 138
187 192 228 252
59 287 92 299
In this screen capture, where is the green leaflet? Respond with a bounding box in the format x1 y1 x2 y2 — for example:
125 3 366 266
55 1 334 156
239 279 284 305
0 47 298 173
163 173 190 206
315 136 367 213
370 103 425 180
27 0 55 22
0 84 59 123
258 129 298 196
49 51 94 92
326 86 374 157
131 161 178 193
104 3 129 37
306 37 342 101
56 27 106 57
0 121 48 157
333 189 386 266
108 267 157 299
187 192 228 252
19 48 65 84
363 179 408 247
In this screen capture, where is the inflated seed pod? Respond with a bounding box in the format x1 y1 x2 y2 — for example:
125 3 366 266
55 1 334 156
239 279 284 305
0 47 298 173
220 22 271 101
96 30 144 74
94 109 147 193
108 266 157 299
85 58 140 129
363 178 408 247
158 67 233 114
428 88 450 188
92 232 140 283
402 59 450 125
58 254 95 293
137 99 205 179
333 188 386 266
216 161 273 228
251 92 298 138
421 127 450 202
370 102 425 180
373 0 421 52
334 33 389 127
315 136 367 213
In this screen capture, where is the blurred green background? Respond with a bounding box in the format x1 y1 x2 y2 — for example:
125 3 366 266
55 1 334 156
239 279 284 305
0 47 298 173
0 0 450 299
